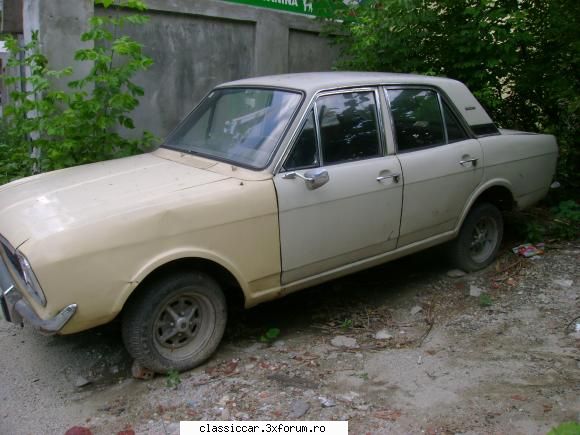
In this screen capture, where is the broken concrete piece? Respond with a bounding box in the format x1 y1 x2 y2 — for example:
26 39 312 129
375 329 393 340
330 336 359 349
447 269 467 278
288 400 310 418
469 285 483 297
74 376 91 388
411 305 423 315
553 279 573 288
319 396 337 408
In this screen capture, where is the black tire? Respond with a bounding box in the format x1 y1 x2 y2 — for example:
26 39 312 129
449 202 503 272
122 271 227 373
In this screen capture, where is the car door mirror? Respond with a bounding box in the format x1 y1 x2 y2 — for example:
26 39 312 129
283 169 329 190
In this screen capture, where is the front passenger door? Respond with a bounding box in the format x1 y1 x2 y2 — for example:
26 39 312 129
274 89 403 284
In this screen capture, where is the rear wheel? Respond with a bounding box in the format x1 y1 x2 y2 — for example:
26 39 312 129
449 202 503 272
122 271 227 373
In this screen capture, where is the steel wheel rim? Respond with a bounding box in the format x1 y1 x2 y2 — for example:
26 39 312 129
469 216 498 263
153 290 215 360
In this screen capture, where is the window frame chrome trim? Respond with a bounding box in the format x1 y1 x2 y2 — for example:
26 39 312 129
275 86 390 174
280 107 321 172
162 85 306 171
436 91 449 144
273 93 319 175
314 87 387 166
440 98 471 144
274 81 480 174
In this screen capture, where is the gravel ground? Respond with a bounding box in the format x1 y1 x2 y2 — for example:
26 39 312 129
1 240 579 435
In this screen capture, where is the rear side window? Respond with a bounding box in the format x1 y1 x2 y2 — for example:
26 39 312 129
317 91 381 165
387 89 445 152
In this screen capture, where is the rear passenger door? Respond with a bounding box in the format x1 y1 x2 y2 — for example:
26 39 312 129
274 89 403 284
384 87 483 247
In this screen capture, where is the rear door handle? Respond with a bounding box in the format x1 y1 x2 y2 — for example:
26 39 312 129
459 158 478 167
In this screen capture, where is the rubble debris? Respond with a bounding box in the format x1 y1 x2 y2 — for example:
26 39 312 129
65 427 93 435
512 243 545 258
553 279 573 288
447 269 467 278
131 360 154 380
288 400 310 418
373 408 402 421
411 305 423 315
374 329 393 340
330 336 359 349
469 285 483 297
319 397 337 408
74 376 91 388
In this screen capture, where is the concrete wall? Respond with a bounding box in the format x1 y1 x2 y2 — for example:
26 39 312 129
23 0 93 89
1 0 23 34
23 0 339 138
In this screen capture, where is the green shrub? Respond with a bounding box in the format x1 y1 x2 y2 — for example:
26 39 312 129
547 421 580 435
0 0 155 185
326 0 580 193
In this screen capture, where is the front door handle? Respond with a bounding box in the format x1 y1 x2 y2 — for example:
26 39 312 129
283 169 329 190
377 173 401 183
459 158 478 167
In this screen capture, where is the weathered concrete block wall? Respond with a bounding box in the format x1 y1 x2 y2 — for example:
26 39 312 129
23 0 93 89
24 0 338 138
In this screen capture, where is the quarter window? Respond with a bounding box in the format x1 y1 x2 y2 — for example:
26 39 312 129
317 91 381 165
443 101 469 143
387 89 445 152
284 109 319 170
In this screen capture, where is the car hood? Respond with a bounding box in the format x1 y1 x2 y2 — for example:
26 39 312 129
0 153 230 248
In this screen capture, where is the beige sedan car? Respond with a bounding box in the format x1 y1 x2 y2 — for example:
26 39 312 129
0 73 558 372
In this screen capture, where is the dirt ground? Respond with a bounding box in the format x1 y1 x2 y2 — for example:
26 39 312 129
1 239 579 435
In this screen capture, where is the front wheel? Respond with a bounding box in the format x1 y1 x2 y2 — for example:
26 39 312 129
449 202 503 272
122 271 227 373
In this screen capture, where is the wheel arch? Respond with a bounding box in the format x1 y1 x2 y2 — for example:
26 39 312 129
115 253 248 317
455 180 515 234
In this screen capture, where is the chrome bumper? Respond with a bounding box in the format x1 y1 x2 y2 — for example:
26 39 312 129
0 256 77 335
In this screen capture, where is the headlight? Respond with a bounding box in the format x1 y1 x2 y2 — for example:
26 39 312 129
15 251 47 307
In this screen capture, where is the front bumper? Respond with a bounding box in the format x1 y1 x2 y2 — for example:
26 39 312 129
0 248 77 335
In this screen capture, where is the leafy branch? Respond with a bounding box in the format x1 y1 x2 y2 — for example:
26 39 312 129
0 0 155 184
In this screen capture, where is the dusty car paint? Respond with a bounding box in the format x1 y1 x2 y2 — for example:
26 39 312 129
0 151 281 333
0 72 558 338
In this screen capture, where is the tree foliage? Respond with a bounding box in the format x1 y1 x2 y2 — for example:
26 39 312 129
327 0 580 192
0 0 154 184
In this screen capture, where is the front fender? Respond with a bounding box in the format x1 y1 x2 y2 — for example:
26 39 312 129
111 247 250 315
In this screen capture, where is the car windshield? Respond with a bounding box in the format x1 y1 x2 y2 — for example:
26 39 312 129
164 88 302 169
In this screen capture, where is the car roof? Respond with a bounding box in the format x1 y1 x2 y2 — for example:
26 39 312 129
217 72 494 127
217 71 461 93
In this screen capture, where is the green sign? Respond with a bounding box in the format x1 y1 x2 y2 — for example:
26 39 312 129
222 0 336 18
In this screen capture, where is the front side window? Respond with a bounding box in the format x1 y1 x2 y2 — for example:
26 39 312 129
387 89 445 152
164 88 302 169
317 91 381 165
